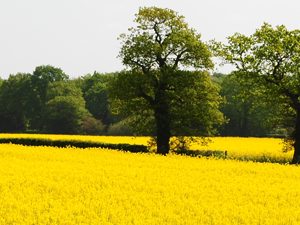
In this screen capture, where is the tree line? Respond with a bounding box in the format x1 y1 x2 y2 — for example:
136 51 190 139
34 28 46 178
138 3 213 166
1 7 299 162
0 66 116 135
0 66 289 137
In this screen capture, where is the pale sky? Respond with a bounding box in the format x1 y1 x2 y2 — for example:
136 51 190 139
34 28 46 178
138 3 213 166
0 0 299 78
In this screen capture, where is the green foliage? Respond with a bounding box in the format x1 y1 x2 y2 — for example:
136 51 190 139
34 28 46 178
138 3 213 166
109 70 224 137
213 23 300 163
44 80 104 134
0 67 108 135
0 73 32 132
112 7 224 153
81 116 105 135
81 72 114 126
29 65 69 130
119 7 213 70
175 149 227 158
43 81 92 134
168 71 224 136
106 119 133 136
46 81 83 102
212 23 300 97
108 70 156 135
169 136 211 152
218 72 292 136
44 96 89 134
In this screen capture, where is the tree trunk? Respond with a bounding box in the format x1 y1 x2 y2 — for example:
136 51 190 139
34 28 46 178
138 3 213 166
154 91 171 155
155 112 171 154
292 109 300 164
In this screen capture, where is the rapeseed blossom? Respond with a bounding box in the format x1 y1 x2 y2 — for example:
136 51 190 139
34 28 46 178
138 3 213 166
0 134 292 161
0 144 299 224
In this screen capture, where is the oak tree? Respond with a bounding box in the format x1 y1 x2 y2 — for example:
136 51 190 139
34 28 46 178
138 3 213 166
213 23 300 163
110 7 224 154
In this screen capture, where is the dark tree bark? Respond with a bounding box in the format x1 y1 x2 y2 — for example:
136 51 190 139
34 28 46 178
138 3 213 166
155 109 171 155
292 109 300 164
154 89 171 155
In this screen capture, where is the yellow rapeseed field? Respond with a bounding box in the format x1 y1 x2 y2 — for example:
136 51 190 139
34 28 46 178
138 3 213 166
190 137 293 162
0 134 293 162
0 144 299 225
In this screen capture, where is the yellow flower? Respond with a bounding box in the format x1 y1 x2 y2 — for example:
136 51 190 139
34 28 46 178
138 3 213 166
0 142 299 224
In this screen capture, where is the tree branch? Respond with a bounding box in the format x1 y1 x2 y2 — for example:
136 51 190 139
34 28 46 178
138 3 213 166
138 86 155 106
263 75 300 109
172 49 187 70
129 59 150 74
153 22 163 46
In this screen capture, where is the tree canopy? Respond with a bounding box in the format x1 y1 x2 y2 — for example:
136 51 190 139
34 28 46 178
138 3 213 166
43 81 94 134
213 23 300 163
29 65 69 130
218 72 289 137
110 7 224 154
81 72 114 127
0 73 32 131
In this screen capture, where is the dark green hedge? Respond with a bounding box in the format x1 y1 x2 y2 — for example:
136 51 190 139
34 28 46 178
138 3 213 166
0 138 229 158
0 138 148 153
176 149 227 158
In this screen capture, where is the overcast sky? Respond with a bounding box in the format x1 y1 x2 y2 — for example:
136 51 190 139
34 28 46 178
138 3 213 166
0 0 299 78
